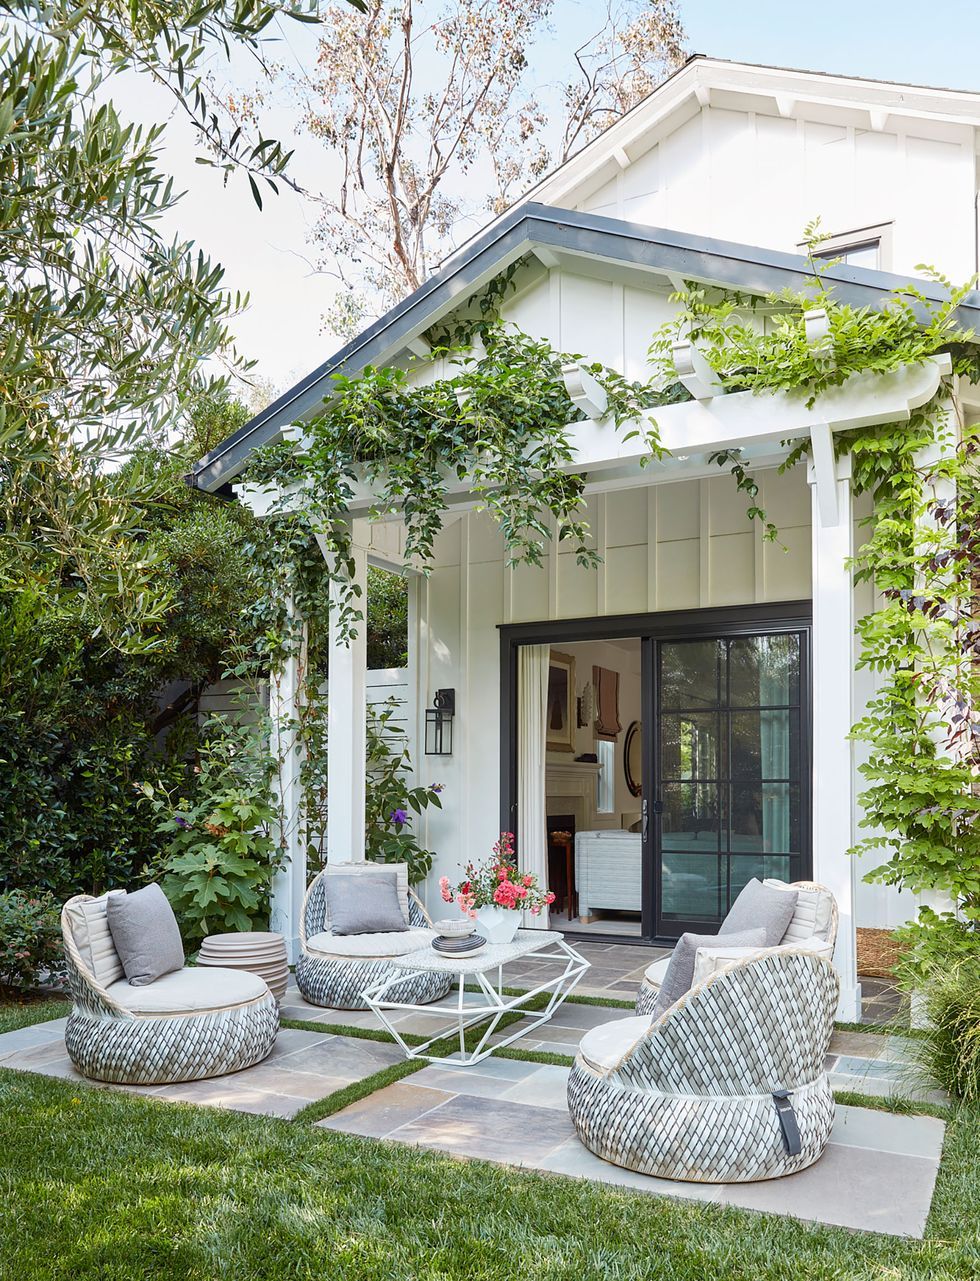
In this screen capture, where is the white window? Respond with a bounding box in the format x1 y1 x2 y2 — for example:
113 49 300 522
596 739 615 814
801 222 892 272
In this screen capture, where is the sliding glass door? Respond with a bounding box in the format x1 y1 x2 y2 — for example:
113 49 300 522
654 631 807 937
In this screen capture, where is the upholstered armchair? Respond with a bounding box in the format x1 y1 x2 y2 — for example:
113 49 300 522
295 861 452 1010
61 893 279 1085
636 879 838 1016
570 948 840 1183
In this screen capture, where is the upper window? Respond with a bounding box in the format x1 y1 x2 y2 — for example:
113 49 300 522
800 222 892 272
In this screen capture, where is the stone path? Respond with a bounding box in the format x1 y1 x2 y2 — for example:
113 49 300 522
318 1057 946 1238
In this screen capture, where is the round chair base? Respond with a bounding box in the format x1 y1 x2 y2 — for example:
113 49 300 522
296 953 452 1011
567 1061 835 1184
65 992 280 1086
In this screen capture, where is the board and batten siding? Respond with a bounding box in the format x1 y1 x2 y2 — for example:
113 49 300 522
570 104 977 282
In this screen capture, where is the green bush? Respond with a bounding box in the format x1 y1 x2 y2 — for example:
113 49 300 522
893 909 980 990
913 960 980 1101
0 890 64 990
141 715 282 941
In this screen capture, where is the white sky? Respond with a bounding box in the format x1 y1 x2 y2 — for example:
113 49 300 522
110 0 980 399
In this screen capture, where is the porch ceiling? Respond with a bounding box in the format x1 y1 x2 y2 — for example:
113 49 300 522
191 202 980 496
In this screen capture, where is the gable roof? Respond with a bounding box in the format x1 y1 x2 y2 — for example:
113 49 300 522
190 200 980 493
454 55 980 252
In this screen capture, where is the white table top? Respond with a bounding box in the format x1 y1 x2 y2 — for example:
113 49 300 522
387 929 566 975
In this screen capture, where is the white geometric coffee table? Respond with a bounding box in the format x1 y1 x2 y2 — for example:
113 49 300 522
361 929 589 1066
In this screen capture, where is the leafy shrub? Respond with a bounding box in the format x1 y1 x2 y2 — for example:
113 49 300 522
892 909 980 990
364 702 443 884
912 960 980 1101
141 715 282 941
0 891 64 990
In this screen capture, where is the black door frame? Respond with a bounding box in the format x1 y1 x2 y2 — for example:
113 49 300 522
498 600 813 947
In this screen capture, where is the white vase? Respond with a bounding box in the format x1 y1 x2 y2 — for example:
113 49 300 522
476 905 521 946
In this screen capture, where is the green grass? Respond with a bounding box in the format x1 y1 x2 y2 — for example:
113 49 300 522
0 993 70 1035
1 1068 978 1280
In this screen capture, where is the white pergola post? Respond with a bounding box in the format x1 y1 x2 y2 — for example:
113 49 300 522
807 449 861 1020
327 545 368 863
269 604 307 963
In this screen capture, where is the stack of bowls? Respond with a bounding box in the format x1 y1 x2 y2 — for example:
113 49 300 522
197 931 289 1002
432 918 486 957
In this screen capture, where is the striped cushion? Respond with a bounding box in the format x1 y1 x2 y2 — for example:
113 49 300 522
764 880 835 944
65 892 126 988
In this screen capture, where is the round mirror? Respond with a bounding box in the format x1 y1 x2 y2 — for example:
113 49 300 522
624 720 642 797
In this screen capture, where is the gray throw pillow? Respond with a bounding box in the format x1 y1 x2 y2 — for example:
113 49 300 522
720 878 799 945
324 870 408 936
106 883 185 987
652 927 766 1019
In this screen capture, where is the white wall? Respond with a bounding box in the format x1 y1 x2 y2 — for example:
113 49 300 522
573 105 977 282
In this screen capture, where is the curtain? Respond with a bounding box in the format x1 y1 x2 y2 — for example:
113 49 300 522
518 644 551 928
593 665 622 740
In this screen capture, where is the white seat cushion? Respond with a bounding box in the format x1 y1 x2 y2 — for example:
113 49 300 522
641 956 671 990
106 966 267 1015
65 892 127 989
579 1015 653 1073
764 879 835 944
692 937 835 986
306 927 433 960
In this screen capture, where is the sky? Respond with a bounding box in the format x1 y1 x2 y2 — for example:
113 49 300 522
116 0 980 398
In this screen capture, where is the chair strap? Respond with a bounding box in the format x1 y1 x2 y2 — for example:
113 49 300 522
772 1089 802 1156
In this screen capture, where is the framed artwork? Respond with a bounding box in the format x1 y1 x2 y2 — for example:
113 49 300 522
546 650 576 753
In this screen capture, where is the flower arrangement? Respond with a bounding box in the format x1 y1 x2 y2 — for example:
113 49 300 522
439 832 555 919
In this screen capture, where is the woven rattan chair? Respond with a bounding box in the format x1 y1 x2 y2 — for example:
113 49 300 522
61 893 279 1085
295 861 453 1011
570 949 840 1183
636 880 839 1016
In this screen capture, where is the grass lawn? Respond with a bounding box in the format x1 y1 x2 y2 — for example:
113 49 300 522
0 991 70 1035
0 1067 977 1280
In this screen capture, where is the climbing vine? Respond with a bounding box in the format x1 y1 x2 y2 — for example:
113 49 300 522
648 247 980 924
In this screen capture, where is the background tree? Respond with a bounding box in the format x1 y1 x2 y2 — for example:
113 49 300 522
262 0 685 335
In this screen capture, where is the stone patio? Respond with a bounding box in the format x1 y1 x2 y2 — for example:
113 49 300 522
0 948 942 1240
318 1057 945 1237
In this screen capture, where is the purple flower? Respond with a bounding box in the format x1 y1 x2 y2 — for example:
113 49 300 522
432 784 445 793
390 808 408 827
174 815 192 830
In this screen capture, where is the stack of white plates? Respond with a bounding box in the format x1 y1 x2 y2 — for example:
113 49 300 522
198 931 289 1002
431 933 487 957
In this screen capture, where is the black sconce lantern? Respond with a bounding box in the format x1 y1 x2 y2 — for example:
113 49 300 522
424 688 455 756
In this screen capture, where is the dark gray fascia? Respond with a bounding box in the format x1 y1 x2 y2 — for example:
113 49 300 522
190 201 980 492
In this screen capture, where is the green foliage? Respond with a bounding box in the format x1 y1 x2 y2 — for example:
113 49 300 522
893 910 980 990
0 891 64 990
141 716 283 941
652 243 980 924
366 568 409 669
910 955 980 1101
363 703 443 884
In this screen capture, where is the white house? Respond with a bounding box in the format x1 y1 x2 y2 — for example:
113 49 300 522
190 56 980 1020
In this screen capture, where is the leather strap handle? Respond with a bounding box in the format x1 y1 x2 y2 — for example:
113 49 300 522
772 1089 802 1156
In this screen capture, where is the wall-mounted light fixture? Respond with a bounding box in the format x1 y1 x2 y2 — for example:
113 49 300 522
424 688 455 755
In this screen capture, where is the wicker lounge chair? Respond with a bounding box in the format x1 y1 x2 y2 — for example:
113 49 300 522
61 893 279 1085
295 861 453 1010
569 948 840 1183
636 880 838 1015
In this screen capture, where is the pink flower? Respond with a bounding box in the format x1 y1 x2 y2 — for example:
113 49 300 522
516 886 527 899
522 874 533 887
439 876 452 903
530 905 541 916
545 891 556 905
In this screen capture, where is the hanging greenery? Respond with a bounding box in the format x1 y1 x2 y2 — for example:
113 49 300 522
647 243 980 927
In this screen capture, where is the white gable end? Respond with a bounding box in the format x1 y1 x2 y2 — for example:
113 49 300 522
515 59 980 283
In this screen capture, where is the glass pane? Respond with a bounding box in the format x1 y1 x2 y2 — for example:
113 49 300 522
660 712 721 781
661 852 725 922
661 782 719 852
730 783 800 854
729 635 800 707
731 710 796 780
661 640 722 710
729 854 792 903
